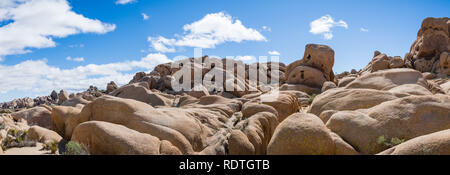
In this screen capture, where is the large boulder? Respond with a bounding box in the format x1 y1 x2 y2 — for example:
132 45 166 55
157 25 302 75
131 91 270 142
10 107 52 129
65 95 240 155
345 68 428 91
378 129 450 155
308 88 399 116
287 44 335 81
27 126 62 144
58 90 69 104
241 102 278 119
260 91 299 122
228 112 279 155
51 106 81 138
286 66 327 88
326 94 450 154
111 83 173 107
71 121 181 155
61 96 90 108
106 81 118 94
279 84 321 95
267 113 335 155
405 17 450 73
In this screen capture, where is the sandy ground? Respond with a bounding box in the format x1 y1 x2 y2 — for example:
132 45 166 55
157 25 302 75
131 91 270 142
2 143 54 155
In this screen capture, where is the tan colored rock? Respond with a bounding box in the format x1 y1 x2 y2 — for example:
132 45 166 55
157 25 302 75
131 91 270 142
337 77 356 87
279 84 321 95
378 129 450 155
286 66 327 88
322 81 337 92
441 81 450 94
187 84 210 98
228 130 254 155
261 91 299 122
318 110 338 123
345 68 428 91
389 56 404 68
58 90 69 104
241 102 278 119
422 72 436 79
72 121 181 155
330 132 359 155
11 107 51 129
267 113 335 155
61 96 90 107
387 84 432 96
308 88 399 116
440 52 450 75
27 125 62 144
66 95 240 155
326 94 450 154
106 81 118 94
111 83 173 107
229 112 279 155
51 106 81 138
371 54 390 72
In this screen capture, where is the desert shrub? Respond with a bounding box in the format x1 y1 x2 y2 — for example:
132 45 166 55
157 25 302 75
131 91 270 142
308 94 317 104
377 135 405 148
65 141 89 155
1 128 36 150
42 141 59 154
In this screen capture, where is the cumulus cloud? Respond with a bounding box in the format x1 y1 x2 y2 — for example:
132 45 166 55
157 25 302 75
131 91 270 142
0 53 172 98
0 0 116 60
148 12 266 52
268 51 280 55
309 15 348 40
115 0 136 5
235 55 256 62
66 56 84 62
360 27 369 32
142 13 149 20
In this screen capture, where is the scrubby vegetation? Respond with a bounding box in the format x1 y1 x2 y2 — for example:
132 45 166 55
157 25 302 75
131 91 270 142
64 141 90 155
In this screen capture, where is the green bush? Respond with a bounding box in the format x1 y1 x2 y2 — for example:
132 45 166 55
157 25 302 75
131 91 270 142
377 135 405 148
42 141 59 154
308 94 317 104
65 141 89 155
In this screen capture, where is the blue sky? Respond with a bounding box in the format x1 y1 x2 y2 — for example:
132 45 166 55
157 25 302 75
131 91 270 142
0 0 449 102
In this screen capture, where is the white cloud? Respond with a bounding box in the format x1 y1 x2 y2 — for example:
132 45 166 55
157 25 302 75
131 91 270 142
309 15 348 40
148 12 266 52
235 56 255 62
0 0 116 60
0 53 171 98
142 13 149 20
115 0 136 5
268 51 280 55
66 56 84 62
360 27 369 32
262 26 271 32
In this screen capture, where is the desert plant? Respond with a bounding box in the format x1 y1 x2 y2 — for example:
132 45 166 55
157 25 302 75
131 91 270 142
377 135 405 148
42 141 59 154
308 94 317 104
65 141 89 155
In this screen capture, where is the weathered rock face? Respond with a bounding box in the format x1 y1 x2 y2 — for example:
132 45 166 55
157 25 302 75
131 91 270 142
260 91 299 122
326 95 450 154
309 88 400 116
58 90 69 104
228 112 279 155
10 107 52 129
378 129 450 155
405 17 450 73
284 44 335 94
27 126 62 144
51 106 81 138
66 95 241 155
267 113 335 155
106 81 118 94
345 68 428 91
71 121 181 155
267 113 357 155
111 83 173 107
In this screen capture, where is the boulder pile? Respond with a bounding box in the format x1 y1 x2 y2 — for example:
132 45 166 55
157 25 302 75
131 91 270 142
1 17 450 155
